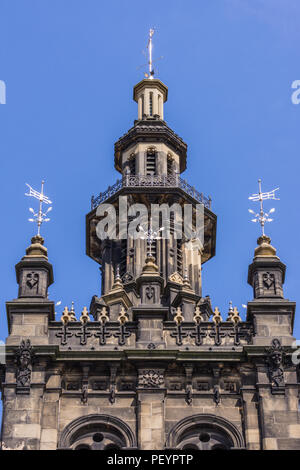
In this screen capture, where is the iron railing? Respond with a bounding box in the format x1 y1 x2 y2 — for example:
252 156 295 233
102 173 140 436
91 174 212 210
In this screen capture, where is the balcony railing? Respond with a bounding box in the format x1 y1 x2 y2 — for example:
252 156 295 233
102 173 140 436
91 174 212 210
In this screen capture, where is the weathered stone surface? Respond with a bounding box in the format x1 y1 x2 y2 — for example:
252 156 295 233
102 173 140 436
1 75 299 452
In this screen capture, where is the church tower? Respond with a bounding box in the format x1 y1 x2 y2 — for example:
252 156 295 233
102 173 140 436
1 32 299 451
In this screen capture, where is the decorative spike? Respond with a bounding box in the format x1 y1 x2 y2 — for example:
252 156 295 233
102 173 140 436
193 306 203 324
68 302 77 322
231 307 241 325
183 267 191 289
61 306 70 325
212 307 222 325
174 306 184 325
99 306 109 324
115 265 121 280
118 306 128 325
112 265 123 289
80 307 90 324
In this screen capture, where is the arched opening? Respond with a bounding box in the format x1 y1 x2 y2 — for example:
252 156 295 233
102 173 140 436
166 414 244 450
59 414 136 450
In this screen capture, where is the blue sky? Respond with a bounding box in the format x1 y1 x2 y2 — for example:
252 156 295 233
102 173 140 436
0 0 300 341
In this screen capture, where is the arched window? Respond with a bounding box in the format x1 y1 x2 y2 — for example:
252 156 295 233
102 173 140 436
167 155 174 175
58 414 136 450
166 414 244 450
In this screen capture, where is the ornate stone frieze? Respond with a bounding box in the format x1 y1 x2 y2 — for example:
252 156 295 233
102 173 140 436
138 369 164 389
15 339 34 394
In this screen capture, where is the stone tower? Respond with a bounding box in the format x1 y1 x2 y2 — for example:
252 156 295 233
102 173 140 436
1 71 299 451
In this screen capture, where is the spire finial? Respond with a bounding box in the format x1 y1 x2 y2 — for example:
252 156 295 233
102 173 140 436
25 180 53 236
248 179 279 236
147 28 155 79
112 265 123 290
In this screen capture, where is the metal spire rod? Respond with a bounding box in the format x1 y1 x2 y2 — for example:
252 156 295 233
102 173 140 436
248 178 279 236
147 28 155 79
25 180 52 236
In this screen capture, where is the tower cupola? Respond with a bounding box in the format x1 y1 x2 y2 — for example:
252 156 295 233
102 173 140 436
133 78 168 120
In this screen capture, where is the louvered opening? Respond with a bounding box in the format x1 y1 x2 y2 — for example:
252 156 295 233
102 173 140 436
146 149 156 175
167 157 174 175
149 92 153 116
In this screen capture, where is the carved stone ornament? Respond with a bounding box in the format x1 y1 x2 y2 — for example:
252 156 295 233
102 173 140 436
168 272 183 285
263 272 275 289
186 384 193 405
26 272 39 289
266 338 285 391
138 369 164 388
81 383 88 404
146 285 155 300
15 339 34 393
122 272 134 283
213 385 221 405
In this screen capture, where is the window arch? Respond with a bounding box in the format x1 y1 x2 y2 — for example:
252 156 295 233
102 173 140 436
58 414 136 450
166 414 244 450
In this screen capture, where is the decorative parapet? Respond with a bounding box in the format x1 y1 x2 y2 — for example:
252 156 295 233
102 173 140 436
91 174 212 210
165 321 254 347
49 305 254 349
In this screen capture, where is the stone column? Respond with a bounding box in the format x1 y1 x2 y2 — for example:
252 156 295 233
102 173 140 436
137 368 166 449
40 369 62 450
240 386 260 450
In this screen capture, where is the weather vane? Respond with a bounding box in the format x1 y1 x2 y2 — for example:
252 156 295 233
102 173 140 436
138 28 163 79
25 180 52 236
248 179 279 236
139 218 164 257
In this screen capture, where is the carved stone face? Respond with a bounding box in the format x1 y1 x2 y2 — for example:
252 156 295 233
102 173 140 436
20 350 31 369
271 351 282 367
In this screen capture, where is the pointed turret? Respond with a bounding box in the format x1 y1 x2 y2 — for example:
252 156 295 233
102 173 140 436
248 235 285 300
15 235 54 299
